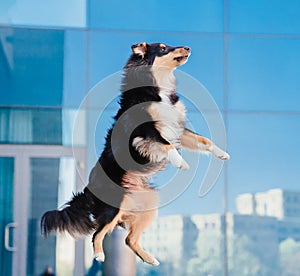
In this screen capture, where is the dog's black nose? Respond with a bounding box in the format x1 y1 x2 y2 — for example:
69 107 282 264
184 46 190 51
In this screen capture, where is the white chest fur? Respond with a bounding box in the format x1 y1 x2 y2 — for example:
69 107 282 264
148 67 187 147
148 100 186 148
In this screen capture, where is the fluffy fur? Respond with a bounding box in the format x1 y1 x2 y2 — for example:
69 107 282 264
41 42 230 266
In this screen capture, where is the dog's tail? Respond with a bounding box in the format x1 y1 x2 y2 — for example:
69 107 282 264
41 190 95 238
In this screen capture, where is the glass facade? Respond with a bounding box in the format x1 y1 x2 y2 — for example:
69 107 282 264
0 0 86 28
1 0 300 275
0 28 64 106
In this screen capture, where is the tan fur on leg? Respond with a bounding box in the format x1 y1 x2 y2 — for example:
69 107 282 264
181 128 230 160
125 211 159 266
93 212 123 262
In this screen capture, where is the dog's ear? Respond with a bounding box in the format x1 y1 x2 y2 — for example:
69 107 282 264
131 42 147 57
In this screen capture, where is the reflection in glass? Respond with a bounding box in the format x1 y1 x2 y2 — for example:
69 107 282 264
0 107 85 145
0 0 86 27
27 157 76 276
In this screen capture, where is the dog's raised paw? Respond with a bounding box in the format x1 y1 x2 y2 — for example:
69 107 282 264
95 252 105 262
220 152 230 160
215 150 230 160
209 145 230 160
168 149 190 170
179 158 190 170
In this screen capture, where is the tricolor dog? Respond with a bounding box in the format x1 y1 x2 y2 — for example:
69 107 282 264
41 42 230 266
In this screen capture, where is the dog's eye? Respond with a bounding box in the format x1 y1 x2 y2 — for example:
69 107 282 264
160 46 166 52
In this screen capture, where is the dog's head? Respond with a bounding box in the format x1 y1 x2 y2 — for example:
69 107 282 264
129 42 191 69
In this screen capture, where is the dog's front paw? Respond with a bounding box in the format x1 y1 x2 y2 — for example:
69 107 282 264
151 258 160 266
168 149 190 170
209 145 230 160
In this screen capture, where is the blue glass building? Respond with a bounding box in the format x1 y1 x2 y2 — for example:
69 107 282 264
1 1 300 275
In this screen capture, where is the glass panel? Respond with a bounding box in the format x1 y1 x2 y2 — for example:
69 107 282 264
228 0 300 34
227 114 300 201
32 109 62 144
0 27 64 106
0 0 86 28
63 109 86 146
27 157 76 276
0 108 61 144
88 0 224 32
0 108 33 143
228 36 300 112
227 113 300 274
63 30 87 108
0 157 14 276
0 107 85 145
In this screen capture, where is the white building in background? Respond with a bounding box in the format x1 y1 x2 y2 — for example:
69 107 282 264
236 188 300 219
191 212 279 267
140 188 300 274
234 193 256 215
191 213 224 233
141 215 184 264
142 213 279 269
236 188 300 242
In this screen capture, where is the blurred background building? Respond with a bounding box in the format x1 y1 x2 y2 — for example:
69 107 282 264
140 189 300 275
1 1 300 275
237 189 300 219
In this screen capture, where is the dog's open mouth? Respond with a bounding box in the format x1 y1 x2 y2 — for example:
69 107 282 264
174 55 189 62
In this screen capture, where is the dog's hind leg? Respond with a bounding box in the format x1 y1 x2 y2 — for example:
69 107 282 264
125 210 159 266
93 213 122 262
181 128 230 160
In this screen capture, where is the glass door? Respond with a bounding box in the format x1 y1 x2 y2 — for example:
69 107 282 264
27 157 76 276
0 145 86 276
0 157 14 276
